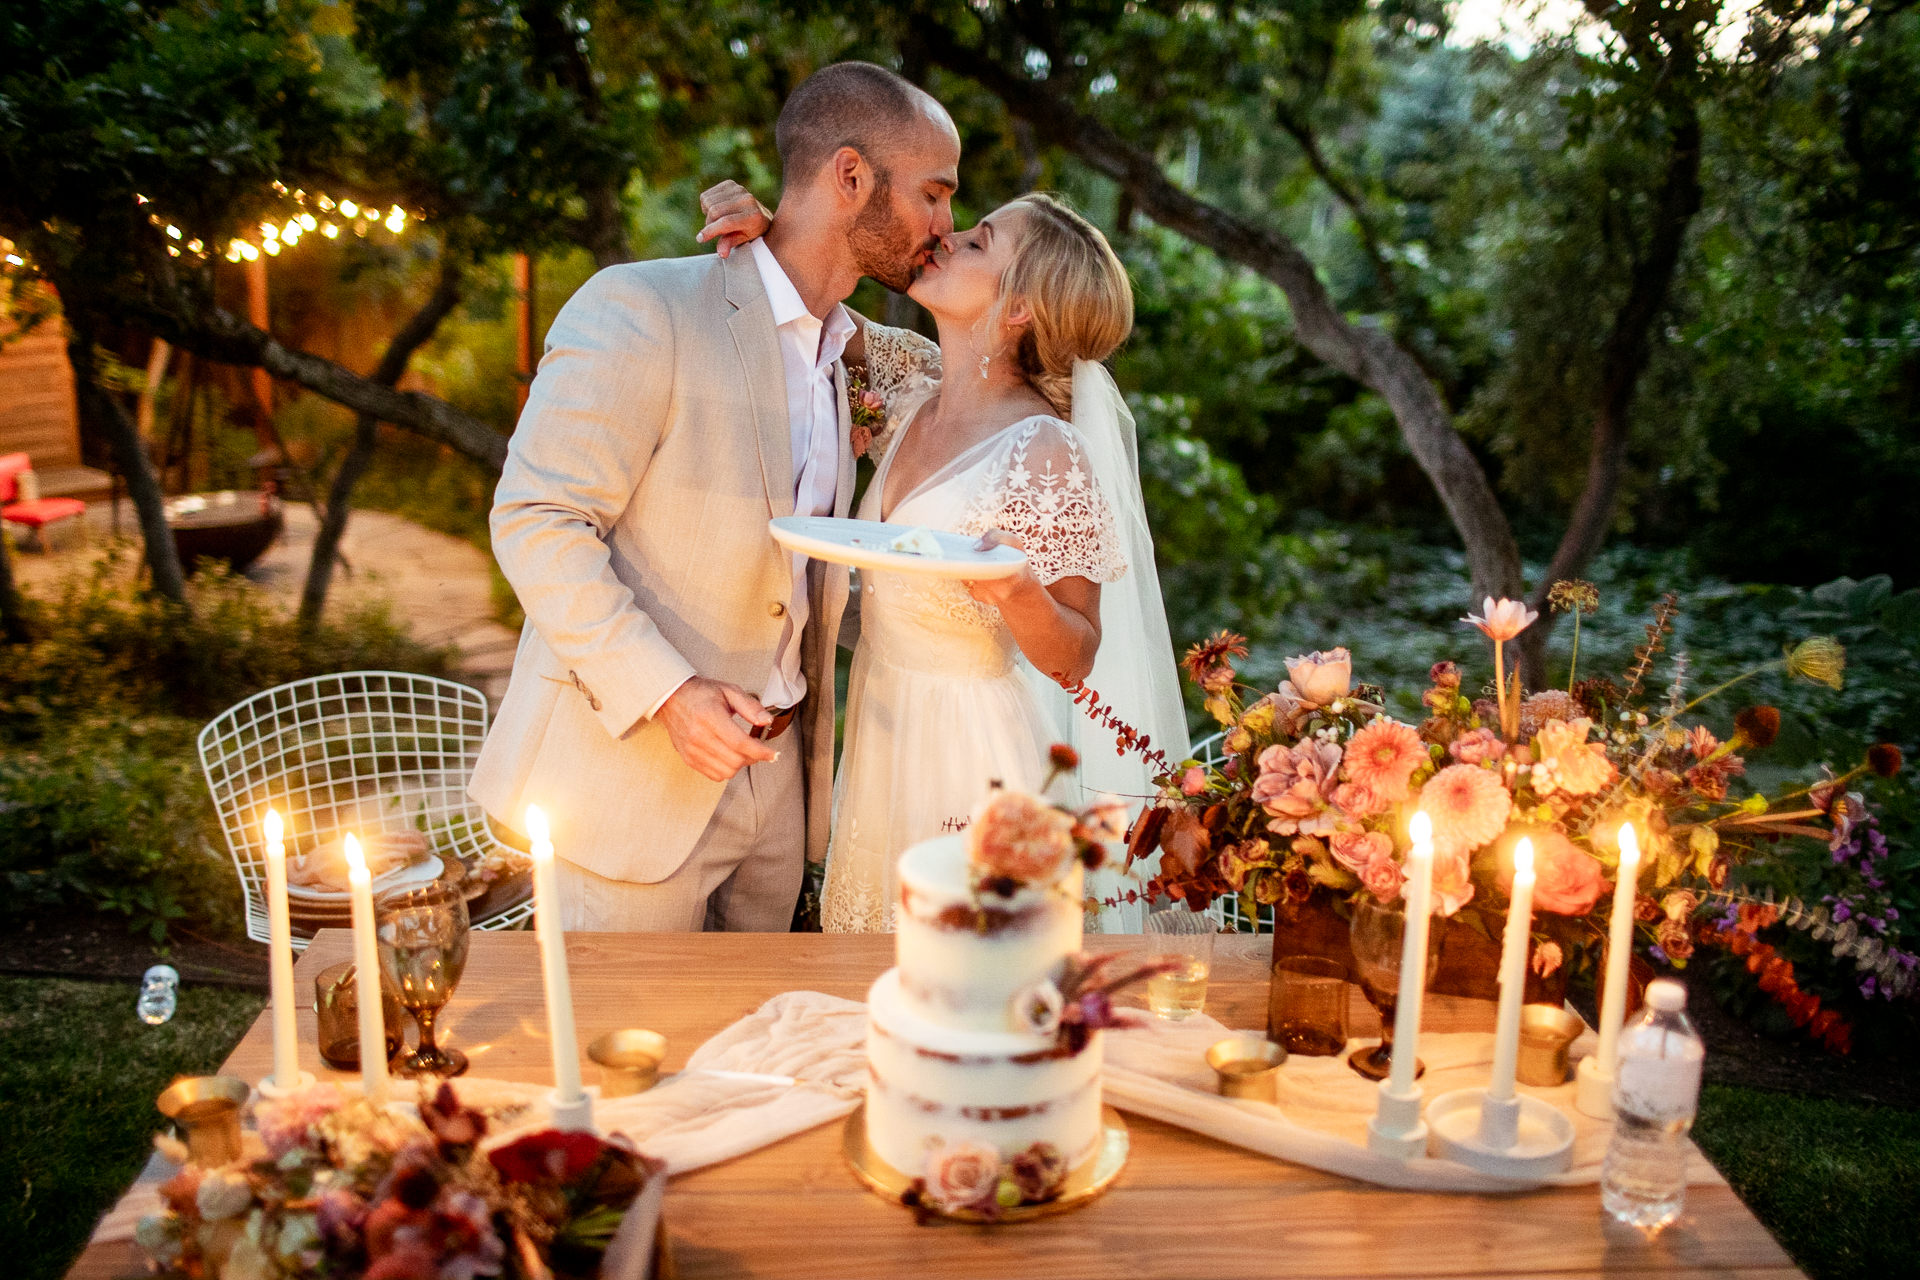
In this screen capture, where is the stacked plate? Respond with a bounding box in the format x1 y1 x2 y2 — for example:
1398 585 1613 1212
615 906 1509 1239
287 856 444 934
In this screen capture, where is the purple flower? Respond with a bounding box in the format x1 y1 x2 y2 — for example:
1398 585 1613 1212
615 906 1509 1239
1833 902 1852 923
1649 945 1670 965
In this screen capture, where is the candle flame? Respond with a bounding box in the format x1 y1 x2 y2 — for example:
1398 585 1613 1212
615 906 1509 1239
525 804 550 847
1618 822 1640 868
343 833 366 877
1513 835 1534 878
263 808 283 846
1408 810 1432 851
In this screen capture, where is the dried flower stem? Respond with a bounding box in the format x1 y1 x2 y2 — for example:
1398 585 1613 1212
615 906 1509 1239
1059 677 1172 776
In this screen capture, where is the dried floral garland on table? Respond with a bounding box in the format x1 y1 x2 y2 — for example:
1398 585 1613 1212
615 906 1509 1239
135 1081 660 1280
1121 583 1907 1050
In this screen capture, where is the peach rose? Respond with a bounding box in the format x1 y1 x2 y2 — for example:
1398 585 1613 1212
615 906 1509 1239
1360 850 1404 904
927 1141 1002 1210
1285 647 1353 707
970 791 1075 883
1509 830 1605 916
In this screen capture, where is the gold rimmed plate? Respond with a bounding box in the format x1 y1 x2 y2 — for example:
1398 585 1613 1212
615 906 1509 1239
842 1103 1129 1223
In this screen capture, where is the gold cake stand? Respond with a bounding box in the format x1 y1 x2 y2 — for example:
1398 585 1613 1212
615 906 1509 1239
842 1103 1130 1223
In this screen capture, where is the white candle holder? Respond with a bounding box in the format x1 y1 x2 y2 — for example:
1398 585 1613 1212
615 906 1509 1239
548 1090 595 1133
1574 1055 1615 1119
1426 1087 1575 1177
255 1070 317 1100
1366 1079 1428 1159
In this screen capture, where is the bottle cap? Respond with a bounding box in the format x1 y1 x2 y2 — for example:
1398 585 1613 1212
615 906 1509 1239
1646 978 1686 1013
142 964 180 985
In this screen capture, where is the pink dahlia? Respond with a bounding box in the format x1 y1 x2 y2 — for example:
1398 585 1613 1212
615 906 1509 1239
1252 740 1342 837
1343 719 1426 802
1422 763 1511 857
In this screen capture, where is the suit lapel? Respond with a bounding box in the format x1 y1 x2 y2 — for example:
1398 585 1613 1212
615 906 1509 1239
832 361 856 518
723 252 794 517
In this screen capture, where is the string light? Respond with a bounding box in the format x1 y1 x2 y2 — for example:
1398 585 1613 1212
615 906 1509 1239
123 187 419 266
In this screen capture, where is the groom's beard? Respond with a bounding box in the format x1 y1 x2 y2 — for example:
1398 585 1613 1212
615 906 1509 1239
849 171 932 294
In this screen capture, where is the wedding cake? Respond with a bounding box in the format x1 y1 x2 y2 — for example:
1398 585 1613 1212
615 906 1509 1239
862 788 1160 1217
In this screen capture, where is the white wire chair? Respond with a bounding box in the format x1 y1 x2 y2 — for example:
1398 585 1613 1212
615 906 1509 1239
198 671 535 950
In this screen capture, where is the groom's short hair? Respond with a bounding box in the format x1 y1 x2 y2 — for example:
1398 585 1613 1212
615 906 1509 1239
775 62 926 189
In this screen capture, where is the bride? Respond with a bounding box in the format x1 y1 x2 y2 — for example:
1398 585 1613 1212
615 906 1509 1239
702 188 1189 933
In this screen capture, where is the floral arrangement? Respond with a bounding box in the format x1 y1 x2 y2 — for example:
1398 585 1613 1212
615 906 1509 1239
136 1082 659 1280
1126 584 1898 1043
904 1139 1071 1222
847 366 887 460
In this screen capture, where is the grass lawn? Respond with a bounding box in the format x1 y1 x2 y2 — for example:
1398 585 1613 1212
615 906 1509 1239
1694 1083 1920 1279
0 976 264 1280
3 974 1917 1280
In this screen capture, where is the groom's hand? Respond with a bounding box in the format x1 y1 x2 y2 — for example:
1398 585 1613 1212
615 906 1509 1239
696 181 773 258
656 677 778 781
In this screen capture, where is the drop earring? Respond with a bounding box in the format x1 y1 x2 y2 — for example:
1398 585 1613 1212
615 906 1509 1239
978 353 991 380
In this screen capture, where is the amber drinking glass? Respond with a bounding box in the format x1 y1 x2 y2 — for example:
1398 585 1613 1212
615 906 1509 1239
1347 896 1443 1081
315 961 403 1071
1267 956 1349 1055
376 883 471 1077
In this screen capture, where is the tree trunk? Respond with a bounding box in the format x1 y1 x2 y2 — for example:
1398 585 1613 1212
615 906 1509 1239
66 316 189 603
1529 105 1704 619
298 261 464 627
0 523 26 644
916 29 1528 609
521 0 632 268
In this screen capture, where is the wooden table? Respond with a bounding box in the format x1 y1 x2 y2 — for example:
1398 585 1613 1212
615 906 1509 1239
69 932 1801 1280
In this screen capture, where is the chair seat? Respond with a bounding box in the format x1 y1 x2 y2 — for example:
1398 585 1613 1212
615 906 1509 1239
3 497 87 529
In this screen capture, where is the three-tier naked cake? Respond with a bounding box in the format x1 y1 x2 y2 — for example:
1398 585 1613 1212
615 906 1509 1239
859 789 1162 1218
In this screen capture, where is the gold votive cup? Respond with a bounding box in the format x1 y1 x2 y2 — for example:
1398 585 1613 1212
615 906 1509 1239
156 1075 251 1166
1517 1003 1586 1086
588 1029 667 1098
1206 1037 1287 1102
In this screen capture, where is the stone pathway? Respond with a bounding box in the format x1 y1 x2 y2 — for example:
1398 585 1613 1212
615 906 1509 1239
9 498 518 705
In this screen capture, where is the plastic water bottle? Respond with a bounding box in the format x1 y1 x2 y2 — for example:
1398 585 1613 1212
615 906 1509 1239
137 964 179 1026
1602 978 1704 1231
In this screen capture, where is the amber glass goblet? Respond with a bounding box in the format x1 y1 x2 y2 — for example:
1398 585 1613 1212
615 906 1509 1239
1347 896 1443 1081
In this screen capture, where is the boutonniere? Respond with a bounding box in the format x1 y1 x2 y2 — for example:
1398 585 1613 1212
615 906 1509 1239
848 366 886 458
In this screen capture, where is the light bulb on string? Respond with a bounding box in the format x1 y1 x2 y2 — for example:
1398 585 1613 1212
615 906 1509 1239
339 199 359 217
263 239 281 256
299 213 317 231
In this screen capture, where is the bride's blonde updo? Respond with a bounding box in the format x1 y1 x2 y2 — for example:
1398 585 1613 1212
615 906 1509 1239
985 193 1133 417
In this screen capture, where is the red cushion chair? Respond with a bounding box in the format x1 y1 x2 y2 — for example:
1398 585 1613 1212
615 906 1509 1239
1 452 89 547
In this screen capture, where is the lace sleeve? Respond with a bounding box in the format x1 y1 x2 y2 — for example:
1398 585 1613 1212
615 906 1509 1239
965 418 1128 586
860 323 941 459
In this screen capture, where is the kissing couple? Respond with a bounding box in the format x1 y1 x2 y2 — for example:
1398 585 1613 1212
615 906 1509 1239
470 61 1188 935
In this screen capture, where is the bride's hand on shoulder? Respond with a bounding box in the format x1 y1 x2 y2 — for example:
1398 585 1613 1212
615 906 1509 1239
696 180 772 257
964 530 1036 607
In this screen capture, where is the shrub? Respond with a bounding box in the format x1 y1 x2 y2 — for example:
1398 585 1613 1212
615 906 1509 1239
0 555 456 938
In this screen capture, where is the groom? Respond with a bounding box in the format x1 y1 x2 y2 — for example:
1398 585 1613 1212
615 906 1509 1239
470 62 960 931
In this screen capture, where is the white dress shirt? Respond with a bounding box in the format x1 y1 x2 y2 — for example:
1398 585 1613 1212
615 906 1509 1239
751 237 854 710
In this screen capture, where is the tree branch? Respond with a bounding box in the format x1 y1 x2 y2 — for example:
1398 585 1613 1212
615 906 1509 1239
1531 101 1703 613
1271 104 1398 301
132 268 507 473
915 25 1527 605
520 0 632 267
299 257 466 626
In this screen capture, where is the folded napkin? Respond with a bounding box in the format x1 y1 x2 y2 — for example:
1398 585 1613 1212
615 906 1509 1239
1104 1010 1724 1192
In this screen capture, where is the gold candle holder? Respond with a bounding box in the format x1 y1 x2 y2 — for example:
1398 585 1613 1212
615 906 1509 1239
156 1076 251 1166
1206 1037 1287 1102
587 1030 667 1098
1517 1004 1586 1086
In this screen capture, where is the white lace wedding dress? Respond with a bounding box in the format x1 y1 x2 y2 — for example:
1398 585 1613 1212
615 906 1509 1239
819 325 1128 933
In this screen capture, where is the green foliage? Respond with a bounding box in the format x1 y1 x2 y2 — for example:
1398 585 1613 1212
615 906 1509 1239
0 557 453 938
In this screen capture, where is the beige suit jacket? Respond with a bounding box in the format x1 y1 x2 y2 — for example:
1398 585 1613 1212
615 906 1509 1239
469 250 854 883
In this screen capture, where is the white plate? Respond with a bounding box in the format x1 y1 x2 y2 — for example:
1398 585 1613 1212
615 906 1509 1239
769 517 1026 580
286 855 444 903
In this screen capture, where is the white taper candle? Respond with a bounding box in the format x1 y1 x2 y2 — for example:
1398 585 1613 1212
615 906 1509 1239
262 809 301 1089
525 805 585 1107
1594 823 1642 1078
1386 812 1436 1095
343 834 389 1103
1487 836 1535 1103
